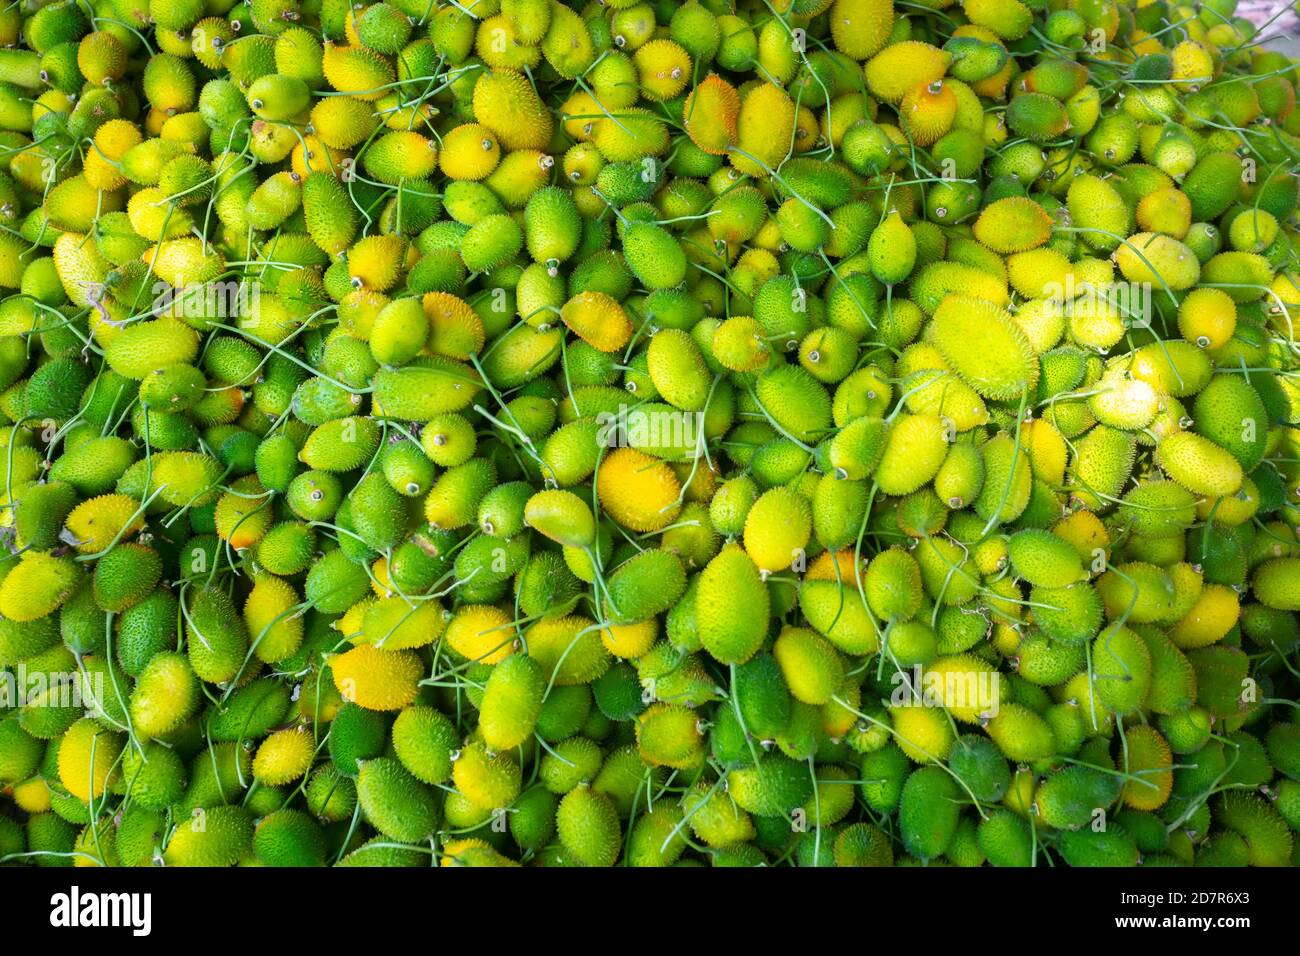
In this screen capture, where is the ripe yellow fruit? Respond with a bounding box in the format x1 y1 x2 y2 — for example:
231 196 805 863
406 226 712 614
330 645 423 711
596 447 682 533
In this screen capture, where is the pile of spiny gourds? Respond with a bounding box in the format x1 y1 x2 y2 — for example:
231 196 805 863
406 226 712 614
0 0 1299 868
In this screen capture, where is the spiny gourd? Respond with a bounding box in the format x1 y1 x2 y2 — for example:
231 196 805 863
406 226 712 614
0 0 1296 873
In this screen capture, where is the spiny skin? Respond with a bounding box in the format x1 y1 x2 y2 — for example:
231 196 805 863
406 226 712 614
163 806 253 867
831 0 895 60
330 645 423 711
1034 765 1122 829
683 74 739 155
1121 725 1174 811
253 727 315 785
478 653 546 751
356 758 439 843
900 80 957 147
866 41 950 104
696 544 770 665
730 81 795 177
927 295 1039 400
472 70 552 151
1 0 1298 873
973 197 1054 254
